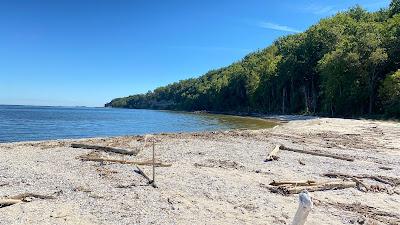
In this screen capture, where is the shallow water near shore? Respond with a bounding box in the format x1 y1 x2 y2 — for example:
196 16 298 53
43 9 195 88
0 105 278 143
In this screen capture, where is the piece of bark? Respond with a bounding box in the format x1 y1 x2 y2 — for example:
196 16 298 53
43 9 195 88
78 156 171 167
280 145 354 162
71 143 139 156
265 145 281 161
291 191 313 225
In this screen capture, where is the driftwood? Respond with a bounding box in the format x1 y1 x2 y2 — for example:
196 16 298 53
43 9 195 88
265 145 281 161
323 172 396 186
135 166 157 188
270 180 317 186
71 143 139 156
78 156 171 167
264 180 357 195
280 145 354 162
0 199 22 208
0 193 55 208
291 191 313 225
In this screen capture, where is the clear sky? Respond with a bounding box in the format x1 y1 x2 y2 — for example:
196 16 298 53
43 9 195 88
0 0 390 107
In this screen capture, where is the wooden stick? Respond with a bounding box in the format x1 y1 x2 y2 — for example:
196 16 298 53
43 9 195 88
265 145 280 161
270 180 317 186
263 181 356 195
9 193 55 200
71 143 139 156
151 141 156 187
78 156 172 167
323 173 396 186
0 199 22 208
291 191 313 225
0 193 55 208
280 145 354 162
135 166 152 182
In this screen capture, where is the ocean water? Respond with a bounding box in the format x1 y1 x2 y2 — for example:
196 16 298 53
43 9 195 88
0 105 278 143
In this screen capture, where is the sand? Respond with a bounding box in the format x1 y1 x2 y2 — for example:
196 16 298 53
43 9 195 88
0 117 399 225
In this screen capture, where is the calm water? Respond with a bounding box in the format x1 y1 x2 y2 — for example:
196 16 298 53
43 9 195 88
0 105 278 143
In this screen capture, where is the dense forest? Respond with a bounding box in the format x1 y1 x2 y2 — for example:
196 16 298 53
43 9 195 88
106 1 400 118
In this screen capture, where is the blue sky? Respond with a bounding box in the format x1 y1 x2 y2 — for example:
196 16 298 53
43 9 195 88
0 0 390 106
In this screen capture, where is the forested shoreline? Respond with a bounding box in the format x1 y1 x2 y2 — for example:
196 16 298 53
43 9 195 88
106 1 400 118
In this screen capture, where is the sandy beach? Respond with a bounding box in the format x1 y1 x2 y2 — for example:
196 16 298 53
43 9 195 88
0 117 399 225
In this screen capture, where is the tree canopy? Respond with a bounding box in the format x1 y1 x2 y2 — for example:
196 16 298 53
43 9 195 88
106 1 400 118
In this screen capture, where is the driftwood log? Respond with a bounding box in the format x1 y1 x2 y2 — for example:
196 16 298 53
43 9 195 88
71 143 139 156
291 191 313 225
280 145 354 162
323 172 397 187
265 145 281 161
78 156 171 167
270 180 317 186
264 180 357 195
0 193 55 208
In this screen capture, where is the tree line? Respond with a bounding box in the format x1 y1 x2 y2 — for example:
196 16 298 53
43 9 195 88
106 1 400 118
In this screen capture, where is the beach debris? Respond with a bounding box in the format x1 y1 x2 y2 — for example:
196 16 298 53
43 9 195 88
0 193 55 208
323 172 398 187
265 145 281 161
378 166 393 171
279 145 355 162
323 172 400 194
298 159 305 165
71 143 140 156
134 165 157 188
262 180 357 195
291 190 313 225
77 155 172 167
314 199 400 225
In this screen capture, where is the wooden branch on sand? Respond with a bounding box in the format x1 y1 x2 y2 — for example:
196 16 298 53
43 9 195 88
71 143 139 156
323 172 396 186
135 166 157 188
265 145 281 161
78 156 171 167
270 180 317 186
263 180 356 195
0 193 55 208
279 145 354 162
0 199 22 208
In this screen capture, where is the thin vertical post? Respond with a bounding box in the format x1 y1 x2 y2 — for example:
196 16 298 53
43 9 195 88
152 140 156 187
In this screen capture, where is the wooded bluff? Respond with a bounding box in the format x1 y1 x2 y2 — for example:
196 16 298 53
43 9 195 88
106 1 400 118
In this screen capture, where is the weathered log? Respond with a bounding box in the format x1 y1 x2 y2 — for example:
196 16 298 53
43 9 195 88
323 173 396 186
291 191 313 225
270 180 317 187
263 181 356 195
78 156 171 167
280 145 354 162
265 145 281 161
71 143 139 156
